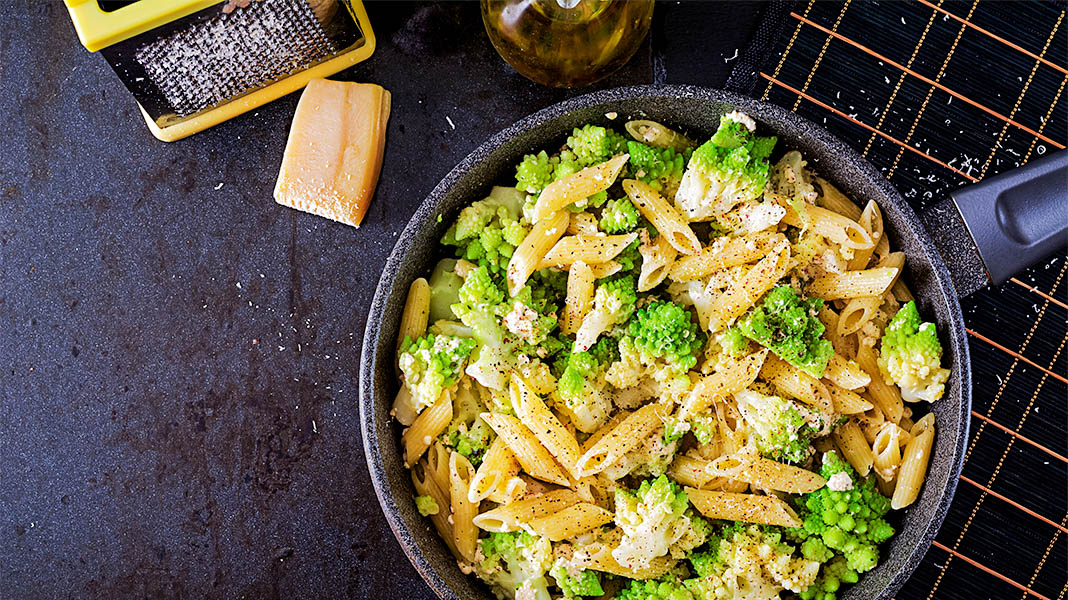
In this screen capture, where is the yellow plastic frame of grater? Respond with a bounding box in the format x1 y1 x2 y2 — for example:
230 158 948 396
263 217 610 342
65 0 376 142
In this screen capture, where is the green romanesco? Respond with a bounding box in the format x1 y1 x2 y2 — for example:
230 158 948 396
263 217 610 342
600 197 641 233
414 495 439 517
516 151 556 194
442 188 529 275
566 124 628 166
441 385 493 466
476 531 554 600
720 327 751 357
737 286 834 378
555 336 618 433
675 112 777 220
798 556 859 600
682 525 820 599
574 276 638 352
626 300 704 371
627 140 692 198
877 301 950 403
398 333 477 412
617 577 693 600
789 452 895 574
612 475 708 569
427 259 464 322
549 562 603 598
735 389 823 464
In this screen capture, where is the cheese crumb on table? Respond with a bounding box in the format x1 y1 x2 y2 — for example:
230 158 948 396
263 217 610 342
274 78 391 228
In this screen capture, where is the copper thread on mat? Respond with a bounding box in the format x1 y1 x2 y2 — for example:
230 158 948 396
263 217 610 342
788 12 1066 150
915 0 1068 76
966 328 1068 385
1019 514 1067 600
760 0 815 101
970 411 1068 464
789 0 851 112
759 73 979 181
1010 278 1068 310
1020 70 1068 165
931 541 1052 600
959 475 1068 532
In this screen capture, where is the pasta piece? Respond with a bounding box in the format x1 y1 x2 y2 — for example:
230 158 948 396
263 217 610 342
848 201 884 270
892 279 915 303
824 354 871 390
469 437 523 503
838 253 904 335
533 154 629 222
572 529 678 580
411 461 459 557
425 441 453 495
684 488 802 528
706 453 827 494
760 354 835 418
825 380 874 414
402 391 453 467
392 385 419 427
855 344 904 423
818 305 854 359
668 232 784 283
638 233 678 292
806 267 900 301
449 451 479 561
679 349 767 419
562 261 595 335
706 243 791 332
622 179 701 255
588 261 623 279
472 489 584 532
833 419 874 477
872 422 910 484
397 277 430 352
814 176 863 221
507 210 569 296
481 412 570 486
625 119 695 151
537 233 638 270
511 373 583 478
892 414 936 509
668 455 715 489
528 502 614 542
568 211 600 235
783 204 874 255
576 403 667 476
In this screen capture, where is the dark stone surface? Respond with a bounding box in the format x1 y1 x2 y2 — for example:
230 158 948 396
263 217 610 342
0 2 767 599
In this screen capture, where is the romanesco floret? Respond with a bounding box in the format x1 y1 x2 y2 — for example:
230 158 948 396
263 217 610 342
549 562 604 598
675 112 777 220
574 276 638 352
442 386 493 466
414 495 439 516
443 192 529 275
684 525 820 599
555 337 618 433
627 300 704 371
613 475 707 569
627 140 691 198
789 452 895 574
877 301 950 403
600 197 641 233
798 556 859 600
737 286 833 378
516 151 555 194
735 389 823 464
720 327 750 357
398 333 477 411
617 578 693 600
567 124 628 166
477 531 553 600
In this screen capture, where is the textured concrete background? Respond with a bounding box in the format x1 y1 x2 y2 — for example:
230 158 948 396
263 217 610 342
0 2 766 598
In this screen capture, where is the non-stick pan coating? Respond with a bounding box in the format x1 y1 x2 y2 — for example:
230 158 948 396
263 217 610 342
360 85 970 600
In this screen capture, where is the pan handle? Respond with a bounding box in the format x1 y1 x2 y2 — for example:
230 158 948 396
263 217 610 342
922 150 1067 297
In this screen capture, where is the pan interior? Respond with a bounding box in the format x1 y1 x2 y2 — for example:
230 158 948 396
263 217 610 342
360 85 970 600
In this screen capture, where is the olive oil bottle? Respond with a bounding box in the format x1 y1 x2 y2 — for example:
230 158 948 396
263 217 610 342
481 0 654 88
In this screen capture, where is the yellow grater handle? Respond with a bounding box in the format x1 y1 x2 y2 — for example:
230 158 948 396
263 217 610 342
65 0 222 52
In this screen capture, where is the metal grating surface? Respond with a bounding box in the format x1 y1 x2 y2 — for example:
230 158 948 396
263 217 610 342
754 1 1067 599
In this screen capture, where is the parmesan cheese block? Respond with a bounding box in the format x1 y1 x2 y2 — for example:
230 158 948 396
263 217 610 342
274 78 391 228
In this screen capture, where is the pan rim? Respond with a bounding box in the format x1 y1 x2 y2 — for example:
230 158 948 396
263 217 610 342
359 84 971 600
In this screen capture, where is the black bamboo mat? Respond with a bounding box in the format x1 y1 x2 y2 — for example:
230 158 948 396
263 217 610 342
742 1 1068 598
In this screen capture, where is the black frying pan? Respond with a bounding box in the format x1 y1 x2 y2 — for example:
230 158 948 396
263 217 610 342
359 85 1066 600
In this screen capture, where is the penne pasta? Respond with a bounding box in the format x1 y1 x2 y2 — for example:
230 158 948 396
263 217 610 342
684 488 802 528
814 176 863 221
576 403 667 476
576 533 678 580
588 260 623 279
472 489 584 532
533 154 629 222
528 502 614 542
826 380 874 414
824 353 871 390
411 461 459 557
848 201 884 270
402 392 453 467
668 455 716 489
706 452 827 494
562 261 595 336
625 119 695 151
760 354 835 418
838 253 904 335
806 267 900 300
679 349 767 419
872 422 910 484
568 211 600 235
397 277 430 353
892 414 936 509
622 179 701 255
449 451 479 561
855 344 904 423
481 412 570 486
668 232 784 283
469 437 524 503
706 243 791 332
638 233 678 292
507 209 569 296
392 385 419 427
834 420 874 477
537 233 638 270
511 373 583 478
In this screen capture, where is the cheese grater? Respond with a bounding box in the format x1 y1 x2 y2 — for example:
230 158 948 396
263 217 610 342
65 0 375 141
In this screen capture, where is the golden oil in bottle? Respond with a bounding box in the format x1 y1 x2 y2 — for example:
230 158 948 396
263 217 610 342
481 0 654 88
